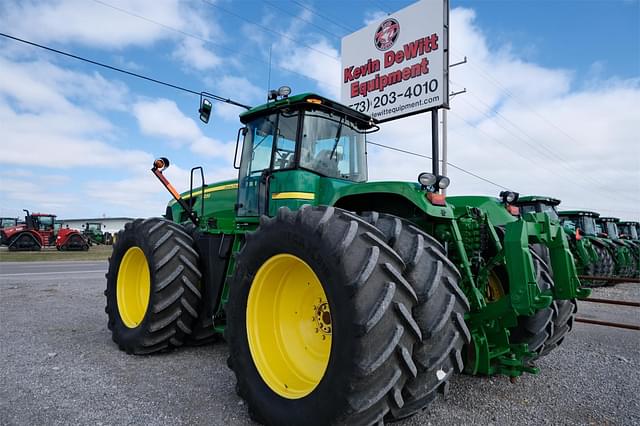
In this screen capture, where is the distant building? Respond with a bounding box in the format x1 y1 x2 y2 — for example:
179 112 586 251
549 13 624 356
57 217 135 235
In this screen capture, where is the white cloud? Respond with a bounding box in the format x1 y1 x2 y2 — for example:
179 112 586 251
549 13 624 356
132 98 236 160
173 38 221 71
281 39 342 99
208 75 265 121
0 0 184 48
363 10 388 26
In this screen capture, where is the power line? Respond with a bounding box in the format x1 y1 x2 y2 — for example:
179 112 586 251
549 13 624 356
368 140 511 190
453 55 638 200
200 0 341 64
0 32 251 109
456 85 637 199
91 0 340 91
451 94 638 204
290 0 357 34
262 0 342 41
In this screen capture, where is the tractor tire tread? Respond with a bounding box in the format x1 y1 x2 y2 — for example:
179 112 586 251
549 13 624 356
105 217 202 355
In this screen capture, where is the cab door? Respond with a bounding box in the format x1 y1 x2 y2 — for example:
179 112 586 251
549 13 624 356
236 112 299 217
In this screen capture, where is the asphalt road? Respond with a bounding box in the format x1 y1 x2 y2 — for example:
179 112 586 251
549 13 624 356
1 262 638 425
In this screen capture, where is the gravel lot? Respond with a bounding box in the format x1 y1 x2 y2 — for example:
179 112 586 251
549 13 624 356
1 261 638 425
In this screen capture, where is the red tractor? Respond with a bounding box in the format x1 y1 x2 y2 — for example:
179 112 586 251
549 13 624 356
0 210 88 251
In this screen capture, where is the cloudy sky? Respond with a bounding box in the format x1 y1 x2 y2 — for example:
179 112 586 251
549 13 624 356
0 0 638 221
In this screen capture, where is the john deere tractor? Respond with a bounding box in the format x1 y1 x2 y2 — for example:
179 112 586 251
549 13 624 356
106 92 586 425
596 217 636 278
513 196 604 287
618 221 640 278
83 222 113 246
559 210 615 284
446 192 581 360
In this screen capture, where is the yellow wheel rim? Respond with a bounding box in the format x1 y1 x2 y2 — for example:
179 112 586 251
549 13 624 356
486 271 506 302
116 246 151 328
247 254 332 399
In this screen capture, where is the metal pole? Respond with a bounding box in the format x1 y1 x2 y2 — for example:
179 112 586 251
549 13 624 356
431 109 439 181
441 109 448 195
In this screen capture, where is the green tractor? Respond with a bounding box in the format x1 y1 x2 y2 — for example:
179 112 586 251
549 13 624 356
512 196 604 287
446 192 582 359
596 217 636 278
105 92 586 425
559 211 615 284
618 221 640 278
82 222 113 246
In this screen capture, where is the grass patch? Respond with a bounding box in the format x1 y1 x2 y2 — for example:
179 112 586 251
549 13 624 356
0 245 112 262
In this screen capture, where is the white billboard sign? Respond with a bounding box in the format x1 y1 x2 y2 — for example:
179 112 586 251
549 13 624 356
341 0 449 122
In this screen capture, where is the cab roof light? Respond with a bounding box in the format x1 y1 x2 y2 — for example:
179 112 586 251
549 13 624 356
306 98 322 104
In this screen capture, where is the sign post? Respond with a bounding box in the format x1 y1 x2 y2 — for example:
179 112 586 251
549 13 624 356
341 0 449 185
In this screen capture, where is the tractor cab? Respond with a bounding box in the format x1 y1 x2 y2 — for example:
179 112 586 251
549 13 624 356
558 210 599 237
85 222 103 233
597 217 621 240
514 195 561 222
29 213 56 232
619 221 639 240
0 217 18 229
235 93 373 217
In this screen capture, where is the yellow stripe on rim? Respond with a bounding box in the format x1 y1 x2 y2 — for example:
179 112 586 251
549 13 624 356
116 246 151 328
246 254 331 399
271 192 315 200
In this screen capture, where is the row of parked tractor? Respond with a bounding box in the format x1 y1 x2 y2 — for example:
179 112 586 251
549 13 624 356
0 210 114 251
502 195 639 283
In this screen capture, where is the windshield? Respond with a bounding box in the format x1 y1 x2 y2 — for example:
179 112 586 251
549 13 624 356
300 110 367 182
619 224 639 239
579 217 597 236
605 222 619 239
542 205 559 221
1 218 16 227
36 215 54 230
87 223 101 231
518 203 559 221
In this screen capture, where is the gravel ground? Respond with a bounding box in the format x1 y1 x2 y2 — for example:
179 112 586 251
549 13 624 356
0 262 638 425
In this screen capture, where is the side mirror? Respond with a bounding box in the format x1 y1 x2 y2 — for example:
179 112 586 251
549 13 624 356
199 98 212 124
234 127 247 169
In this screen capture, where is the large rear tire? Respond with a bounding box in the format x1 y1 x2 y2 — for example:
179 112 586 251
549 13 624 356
509 251 554 358
539 298 577 357
593 244 613 283
227 206 420 425
105 218 202 354
363 212 470 420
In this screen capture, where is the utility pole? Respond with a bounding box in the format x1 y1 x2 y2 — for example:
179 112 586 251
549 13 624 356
442 56 467 194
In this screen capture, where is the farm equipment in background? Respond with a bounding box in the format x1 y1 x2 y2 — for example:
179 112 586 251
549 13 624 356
618 221 640 278
596 217 636 278
0 217 18 230
105 92 587 425
82 222 113 245
0 210 88 251
559 211 618 284
512 196 600 287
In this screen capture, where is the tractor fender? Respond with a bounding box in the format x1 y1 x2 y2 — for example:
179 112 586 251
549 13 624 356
1 224 29 243
330 183 455 220
56 229 85 247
